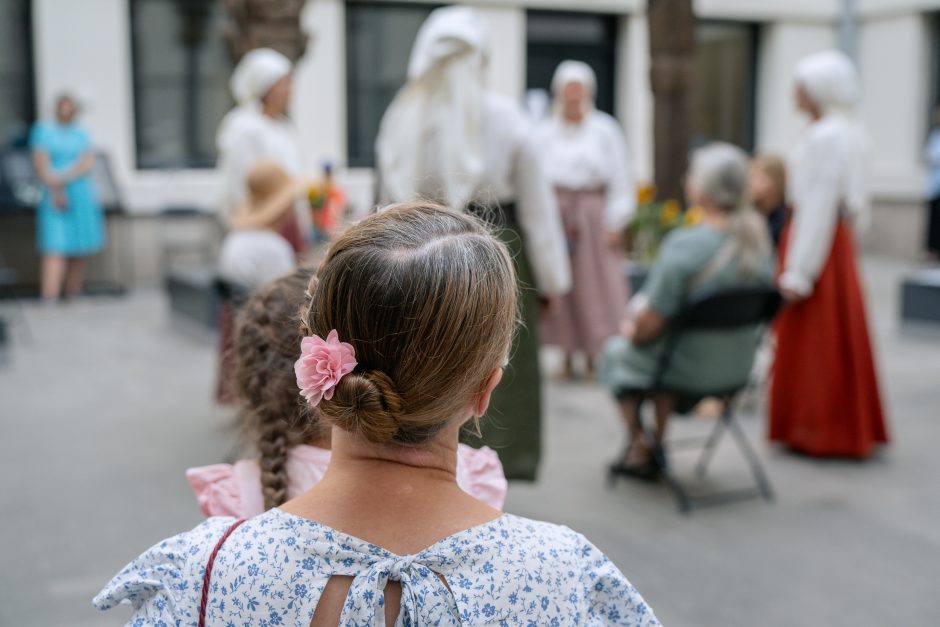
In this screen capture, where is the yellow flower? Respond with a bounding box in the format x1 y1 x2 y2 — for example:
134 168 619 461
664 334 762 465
684 205 704 226
637 182 656 205
308 183 326 209
660 199 680 226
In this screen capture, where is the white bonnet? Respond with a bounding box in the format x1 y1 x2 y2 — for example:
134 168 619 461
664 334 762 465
229 48 292 105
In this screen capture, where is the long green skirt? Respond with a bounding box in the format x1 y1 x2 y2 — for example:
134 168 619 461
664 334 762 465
463 226 542 481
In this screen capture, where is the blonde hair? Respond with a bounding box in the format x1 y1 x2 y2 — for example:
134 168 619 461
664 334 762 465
300 202 518 444
752 154 787 207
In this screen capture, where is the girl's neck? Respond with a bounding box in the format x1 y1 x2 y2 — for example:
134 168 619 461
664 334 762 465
279 421 500 556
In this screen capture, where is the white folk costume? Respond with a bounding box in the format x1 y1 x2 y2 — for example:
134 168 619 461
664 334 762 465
770 50 889 457
537 60 635 360
376 6 570 480
216 48 309 254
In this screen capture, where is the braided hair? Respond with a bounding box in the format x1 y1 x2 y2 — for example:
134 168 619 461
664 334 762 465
234 265 327 510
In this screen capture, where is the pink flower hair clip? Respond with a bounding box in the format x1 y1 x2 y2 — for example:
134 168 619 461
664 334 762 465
294 329 358 406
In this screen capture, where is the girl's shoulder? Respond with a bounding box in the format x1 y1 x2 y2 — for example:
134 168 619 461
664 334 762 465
92 516 237 620
448 515 660 625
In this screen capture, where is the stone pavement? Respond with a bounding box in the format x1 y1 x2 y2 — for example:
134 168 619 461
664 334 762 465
0 256 938 626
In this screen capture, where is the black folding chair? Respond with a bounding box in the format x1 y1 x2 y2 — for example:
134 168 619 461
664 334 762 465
621 285 782 513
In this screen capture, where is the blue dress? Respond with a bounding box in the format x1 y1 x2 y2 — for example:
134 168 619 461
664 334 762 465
29 122 105 255
93 508 660 626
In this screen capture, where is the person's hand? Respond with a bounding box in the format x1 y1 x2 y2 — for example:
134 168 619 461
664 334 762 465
606 229 623 248
53 189 67 210
780 287 807 303
619 318 636 339
539 294 561 316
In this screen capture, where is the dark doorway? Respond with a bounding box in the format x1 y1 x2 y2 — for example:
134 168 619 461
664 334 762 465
526 11 619 119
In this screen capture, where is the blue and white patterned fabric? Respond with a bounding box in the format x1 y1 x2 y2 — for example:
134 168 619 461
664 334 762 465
94 508 659 626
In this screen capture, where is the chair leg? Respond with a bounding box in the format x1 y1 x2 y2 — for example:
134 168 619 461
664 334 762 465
694 414 726 478
649 444 692 514
726 412 775 501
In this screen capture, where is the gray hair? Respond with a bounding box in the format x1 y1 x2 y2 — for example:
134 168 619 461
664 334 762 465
689 142 770 277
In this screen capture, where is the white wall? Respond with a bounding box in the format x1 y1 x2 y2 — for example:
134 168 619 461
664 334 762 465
33 0 135 185
476 5 527 100
33 0 224 214
858 11 931 198
295 0 346 171
619 12 654 183
755 21 837 157
30 0 937 227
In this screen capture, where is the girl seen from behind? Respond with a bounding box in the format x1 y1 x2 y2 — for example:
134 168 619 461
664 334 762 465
188 264 508 517
95 203 658 625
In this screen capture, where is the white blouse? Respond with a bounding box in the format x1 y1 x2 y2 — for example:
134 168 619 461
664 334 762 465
781 113 870 296
94 508 660 626
536 110 637 230
216 108 310 232
475 93 572 296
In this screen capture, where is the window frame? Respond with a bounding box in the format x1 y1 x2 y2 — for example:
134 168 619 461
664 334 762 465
128 0 231 170
691 19 760 153
1 0 37 148
344 0 442 169
525 9 620 117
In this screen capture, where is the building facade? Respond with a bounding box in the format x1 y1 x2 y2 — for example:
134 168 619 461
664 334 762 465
4 0 939 282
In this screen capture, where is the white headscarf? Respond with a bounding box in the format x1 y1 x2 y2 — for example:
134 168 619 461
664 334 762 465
551 60 596 119
229 48 292 106
794 50 858 115
793 49 870 224
375 6 490 210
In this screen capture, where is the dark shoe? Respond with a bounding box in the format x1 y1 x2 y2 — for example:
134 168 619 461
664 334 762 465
607 459 660 483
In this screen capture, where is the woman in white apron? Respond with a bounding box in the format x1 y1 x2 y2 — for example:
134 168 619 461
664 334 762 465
537 61 635 378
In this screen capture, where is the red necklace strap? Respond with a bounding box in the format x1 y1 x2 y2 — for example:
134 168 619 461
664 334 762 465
198 518 247 627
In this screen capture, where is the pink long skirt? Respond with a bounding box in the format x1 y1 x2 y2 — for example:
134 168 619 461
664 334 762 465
541 187 628 359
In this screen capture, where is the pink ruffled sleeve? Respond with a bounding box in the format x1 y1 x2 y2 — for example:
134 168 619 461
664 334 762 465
455 444 508 510
185 464 248 518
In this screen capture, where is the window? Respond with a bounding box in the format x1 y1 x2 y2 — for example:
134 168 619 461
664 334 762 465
526 11 618 119
0 0 35 149
130 0 234 169
345 2 436 168
691 21 758 151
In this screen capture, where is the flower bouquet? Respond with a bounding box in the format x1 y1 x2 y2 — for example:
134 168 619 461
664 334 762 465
626 183 703 261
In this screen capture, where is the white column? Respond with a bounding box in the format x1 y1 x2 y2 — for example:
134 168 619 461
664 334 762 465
475 5 526 100
754 21 837 156
858 11 930 197
294 0 346 170
619 12 653 183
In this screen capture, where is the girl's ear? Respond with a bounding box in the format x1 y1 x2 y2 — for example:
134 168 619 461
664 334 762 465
472 368 503 418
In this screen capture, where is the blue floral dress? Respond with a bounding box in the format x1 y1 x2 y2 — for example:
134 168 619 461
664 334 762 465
29 122 105 255
94 508 659 626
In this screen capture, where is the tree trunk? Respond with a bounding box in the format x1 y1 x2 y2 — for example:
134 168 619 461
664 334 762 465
648 0 696 204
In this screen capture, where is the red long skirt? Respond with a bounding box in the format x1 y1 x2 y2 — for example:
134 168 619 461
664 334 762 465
769 220 889 458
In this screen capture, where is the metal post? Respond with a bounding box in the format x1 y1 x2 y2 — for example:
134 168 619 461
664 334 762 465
839 0 858 61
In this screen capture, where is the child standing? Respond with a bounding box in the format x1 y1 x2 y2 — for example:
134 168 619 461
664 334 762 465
189 265 508 515
748 154 788 247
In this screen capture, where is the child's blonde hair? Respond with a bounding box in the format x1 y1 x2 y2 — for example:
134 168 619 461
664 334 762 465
301 202 518 444
752 153 787 206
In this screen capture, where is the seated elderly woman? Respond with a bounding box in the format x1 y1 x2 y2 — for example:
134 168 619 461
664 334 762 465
95 203 660 625
601 143 774 480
